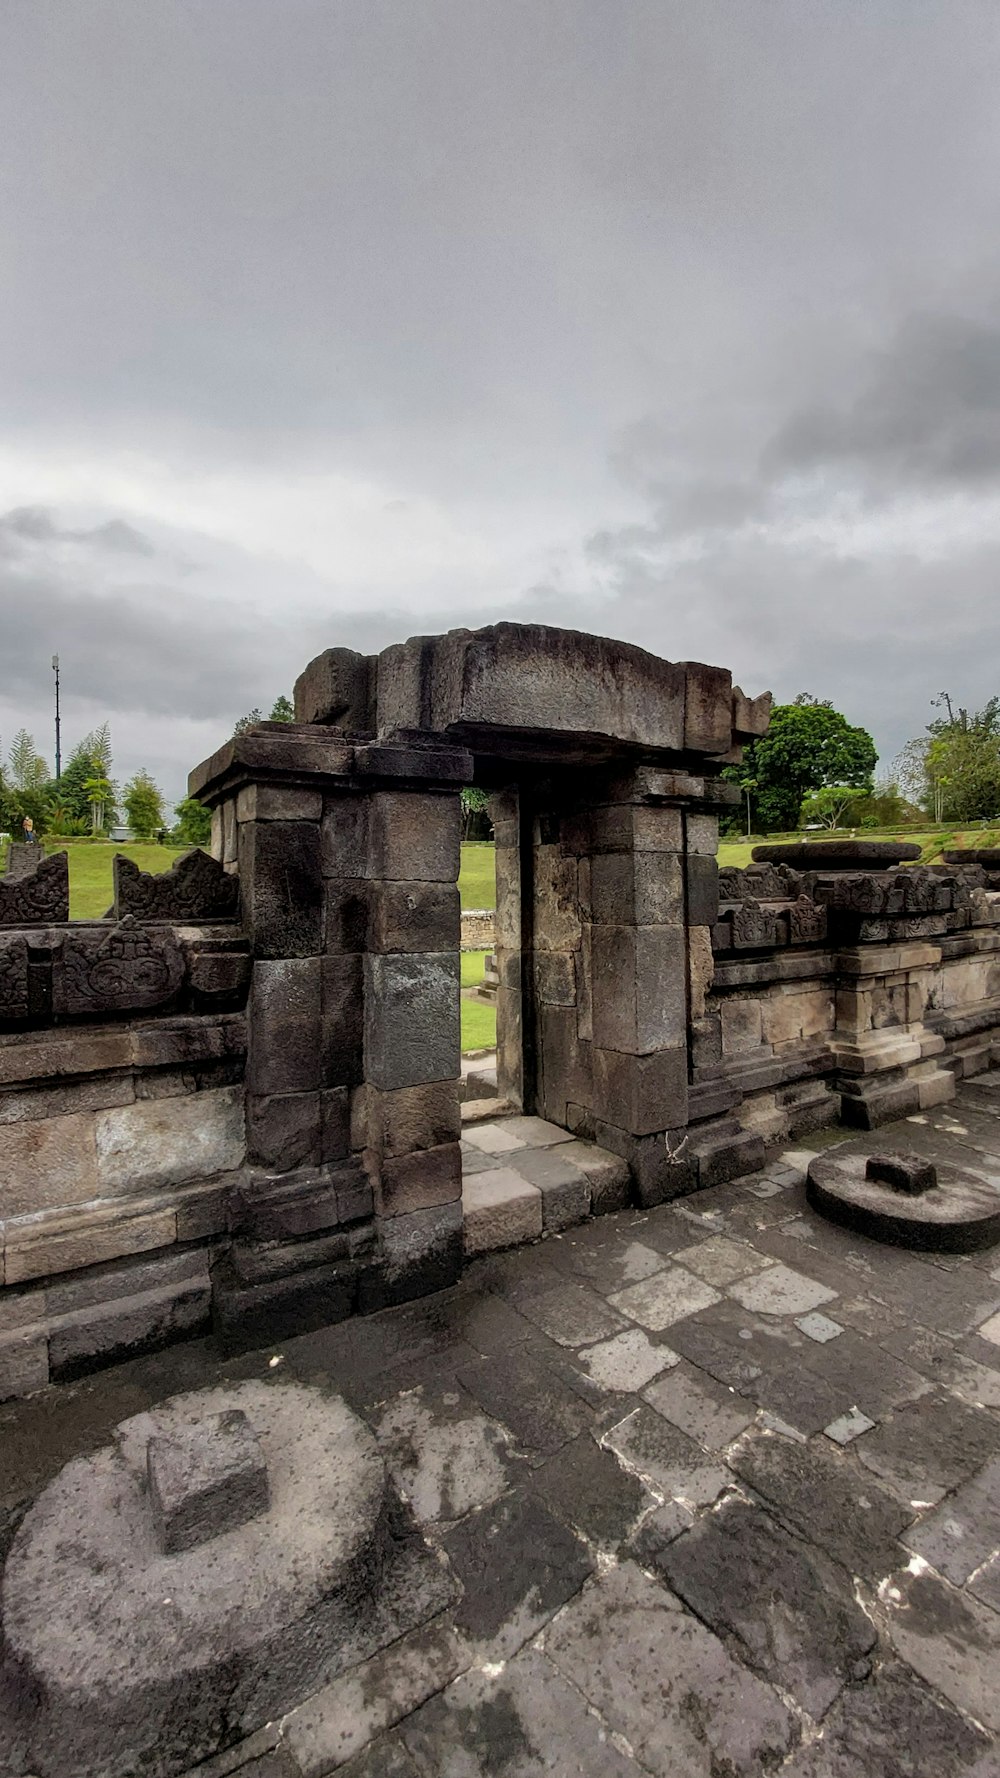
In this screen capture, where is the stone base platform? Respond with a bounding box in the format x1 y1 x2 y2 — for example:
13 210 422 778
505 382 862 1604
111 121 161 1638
461 1116 631 1255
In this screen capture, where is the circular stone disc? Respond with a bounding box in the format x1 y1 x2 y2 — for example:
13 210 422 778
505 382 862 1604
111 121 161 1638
807 1152 1000 1252
2 1380 389 1778
752 840 921 870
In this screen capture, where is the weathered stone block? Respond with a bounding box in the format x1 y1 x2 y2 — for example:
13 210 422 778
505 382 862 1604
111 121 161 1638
685 854 720 926
361 1200 462 1310
147 1409 270 1554
591 925 686 1055
688 925 715 1022
388 623 688 754
248 958 323 1094
721 998 764 1057
239 821 323 957
54 921 186 1018
0 1330 49 1401
364 954 460 1089
682 661 733 753
246 1090 322 1170
0 934 29 1020
95 1086 246 1192
4 1203 178 1286
294 645 375 728
538 1006 593 1125
236 784 323 822
320 1086 350 1162
321 954 365 1087
48 1278 211 1379
321 795 370 878
556 1140 631 1213
686 812 720 855
591 852 684 926
0 1112 100 1218
376 1140 462 1217
368 882 460 954
593 1046 688 1136
594 1123 694 1207
368 791 460 884
367 1080 461 1158
532 845 581 951
463 1167 543 1255
534 950 577 1007
588 805 684 855
732 685 772 739
187 948 252 1011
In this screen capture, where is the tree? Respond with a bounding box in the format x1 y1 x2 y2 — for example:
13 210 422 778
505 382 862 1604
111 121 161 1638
8 730 49 791
173 796 213 846
123 770 165 840
84 768 115 835
57 726 117 830
233 708 262 736
460 786 491 840
799 785 871 829
269 695 294 722
728 697 877 833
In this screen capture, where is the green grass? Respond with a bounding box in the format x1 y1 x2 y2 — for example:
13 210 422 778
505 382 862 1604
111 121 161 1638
32 841 190 920
461 996 496 1052
461 949 489 988
459 842 496 909
720 826 1000 869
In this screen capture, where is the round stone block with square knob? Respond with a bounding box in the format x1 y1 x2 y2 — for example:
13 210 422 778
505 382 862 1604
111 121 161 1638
752 840 922 871
807 1149 1000 1252
1 1381 396 1778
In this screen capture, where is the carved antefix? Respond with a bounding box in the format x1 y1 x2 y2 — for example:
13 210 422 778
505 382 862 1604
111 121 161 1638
53 917 185 1016
787 897 827 944
0 934 29 1019
730 897 783 949
113 848 240 922
0 851 69 926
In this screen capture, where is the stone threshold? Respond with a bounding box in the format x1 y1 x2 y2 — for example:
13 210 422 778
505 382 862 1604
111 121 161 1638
461 1114 631 1256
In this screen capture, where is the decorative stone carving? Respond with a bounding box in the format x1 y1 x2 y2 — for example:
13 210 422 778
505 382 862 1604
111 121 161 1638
788 897 827 944
718 867 745 903
0 850 69 925
730 898 783 950
0 933 29 1018
113 849 240 922
53 917 185 1016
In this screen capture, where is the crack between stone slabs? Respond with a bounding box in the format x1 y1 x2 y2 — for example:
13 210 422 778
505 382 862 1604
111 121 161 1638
528 1565 661 1778
870 1554 1000 1746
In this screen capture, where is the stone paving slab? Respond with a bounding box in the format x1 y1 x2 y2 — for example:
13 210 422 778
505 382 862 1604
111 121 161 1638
5 1078 1000 1775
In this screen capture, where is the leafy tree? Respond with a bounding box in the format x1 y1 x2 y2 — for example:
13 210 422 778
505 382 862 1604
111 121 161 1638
923 696 1000 823
269 694 294 722
460 786 491 841
233 708 263 735
123 770 165 840
799 785 870 830
84 768 115 835
8 729 49 791
58 727 117 829
173 796 213 846
728 697 877 833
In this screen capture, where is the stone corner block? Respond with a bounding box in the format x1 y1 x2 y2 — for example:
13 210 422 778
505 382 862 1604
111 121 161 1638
147 1408 270 1554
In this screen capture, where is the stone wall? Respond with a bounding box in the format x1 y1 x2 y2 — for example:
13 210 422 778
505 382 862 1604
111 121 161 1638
460 908 495 950
686 853 1000 1186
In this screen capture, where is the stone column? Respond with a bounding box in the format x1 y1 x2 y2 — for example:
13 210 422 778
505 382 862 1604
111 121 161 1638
361 787 463 1258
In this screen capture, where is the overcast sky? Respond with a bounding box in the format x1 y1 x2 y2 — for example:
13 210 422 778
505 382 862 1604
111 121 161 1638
3 1 1000 809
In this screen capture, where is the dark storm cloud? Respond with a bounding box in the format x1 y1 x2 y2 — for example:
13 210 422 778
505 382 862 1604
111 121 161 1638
770 310 1000 488
0 506 157 556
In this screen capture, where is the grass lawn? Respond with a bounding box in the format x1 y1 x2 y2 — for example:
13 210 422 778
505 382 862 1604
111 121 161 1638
461 996 496 1052
719 826 1000 869
459 842 496 909
32 842 191 919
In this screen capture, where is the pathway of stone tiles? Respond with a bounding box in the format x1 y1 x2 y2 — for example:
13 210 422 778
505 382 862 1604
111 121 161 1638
5 1079 1000 1775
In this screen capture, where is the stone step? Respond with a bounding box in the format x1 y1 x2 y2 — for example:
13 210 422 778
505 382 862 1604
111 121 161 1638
460 1117 631 1258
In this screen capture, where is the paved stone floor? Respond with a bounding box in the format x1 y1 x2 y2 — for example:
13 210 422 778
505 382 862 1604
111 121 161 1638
6 1079 1000 1775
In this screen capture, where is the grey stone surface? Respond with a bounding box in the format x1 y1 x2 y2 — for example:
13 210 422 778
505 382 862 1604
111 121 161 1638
730 1428 912 1580
657 1498 876 1717
603 1404 728 1505
783 1661 994 1778
147 1407 269 1553
401 1647 640 1778
855 1391 1000 1503
886 1566 1000 1733
364 953 460 1090
527 1430 653 1547
544 1561 796 1777
443 1488 593 1655
609 1264 722 1330
642 1361 754 1450
904 1456 1000 1581
808 1149 1000 1252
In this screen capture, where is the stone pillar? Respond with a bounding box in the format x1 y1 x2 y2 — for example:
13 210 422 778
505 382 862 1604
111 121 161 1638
360 784 464 1304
